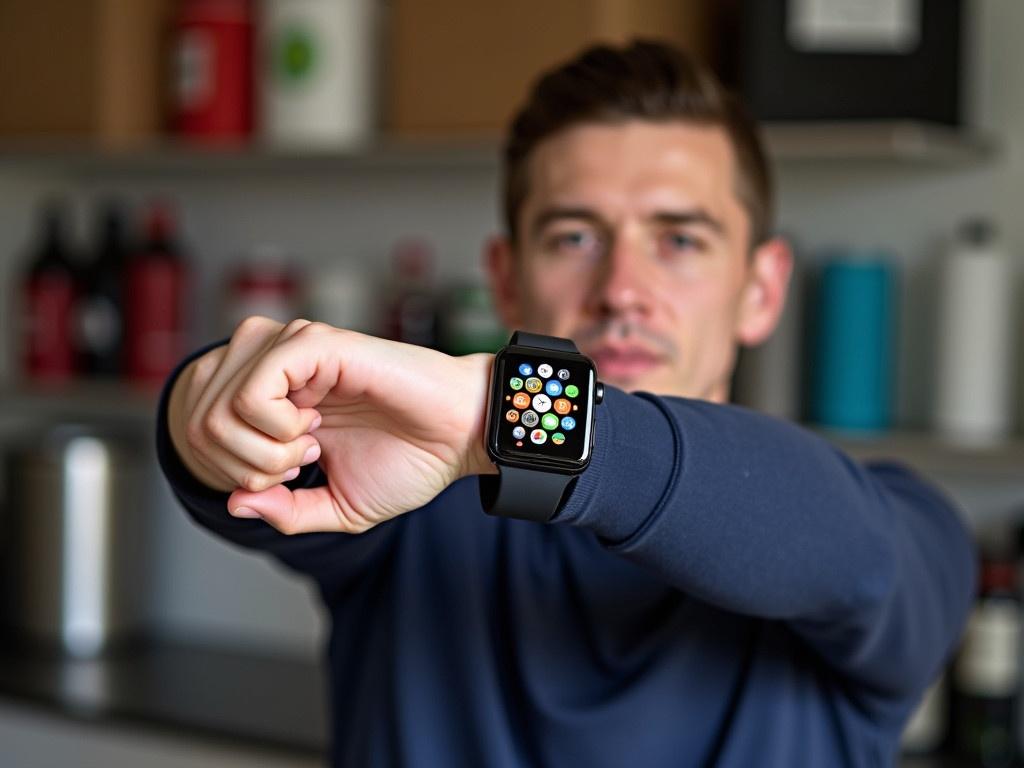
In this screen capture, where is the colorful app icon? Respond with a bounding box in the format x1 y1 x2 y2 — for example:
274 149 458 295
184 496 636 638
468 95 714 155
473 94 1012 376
509 377 524 391
512 425 526 439
505 409 520 423
565 384 579 398
560 416 576 431
545 380 562 397
530 429 547 445
537 363 553 378
551 432 565 445
521 410 539 427
512 392 531 409
518 363 533 377
532 394 551 412
525 377 543 393
557 368 570 380
541 413 559 430
553 398 571 415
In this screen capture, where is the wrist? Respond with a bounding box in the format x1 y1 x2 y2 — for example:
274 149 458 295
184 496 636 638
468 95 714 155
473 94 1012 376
458 352 499 478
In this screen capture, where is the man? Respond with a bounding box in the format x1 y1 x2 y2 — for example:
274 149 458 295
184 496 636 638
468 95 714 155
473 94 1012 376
158 41 975 766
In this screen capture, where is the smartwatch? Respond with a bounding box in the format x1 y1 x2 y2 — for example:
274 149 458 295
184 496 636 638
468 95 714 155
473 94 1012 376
480 330 604 522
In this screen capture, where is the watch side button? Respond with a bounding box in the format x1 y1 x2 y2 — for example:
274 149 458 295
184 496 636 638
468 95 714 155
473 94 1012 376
595 382 605 405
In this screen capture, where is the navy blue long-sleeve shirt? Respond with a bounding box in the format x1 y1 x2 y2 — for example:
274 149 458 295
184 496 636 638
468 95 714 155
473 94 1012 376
156 344 976 767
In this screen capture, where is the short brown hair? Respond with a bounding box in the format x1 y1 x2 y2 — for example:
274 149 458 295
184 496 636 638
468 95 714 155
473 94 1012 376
502 39 773 249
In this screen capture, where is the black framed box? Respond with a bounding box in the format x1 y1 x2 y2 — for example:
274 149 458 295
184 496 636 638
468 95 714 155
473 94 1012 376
734 0 963 125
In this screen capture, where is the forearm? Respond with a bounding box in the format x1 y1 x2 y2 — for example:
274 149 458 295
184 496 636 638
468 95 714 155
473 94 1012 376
553 387 977 697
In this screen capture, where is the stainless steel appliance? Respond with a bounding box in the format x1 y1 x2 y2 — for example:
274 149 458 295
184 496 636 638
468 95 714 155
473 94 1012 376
2 423 145 657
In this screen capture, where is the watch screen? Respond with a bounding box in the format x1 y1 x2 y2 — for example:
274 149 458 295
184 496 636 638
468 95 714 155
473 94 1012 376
489 348 595 468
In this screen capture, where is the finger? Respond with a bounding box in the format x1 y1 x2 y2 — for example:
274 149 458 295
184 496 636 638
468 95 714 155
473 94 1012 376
234 324 345 439
203 406 323 474
193 436 304 494
227 485 376 535
194 316 308 417
184 346 227 416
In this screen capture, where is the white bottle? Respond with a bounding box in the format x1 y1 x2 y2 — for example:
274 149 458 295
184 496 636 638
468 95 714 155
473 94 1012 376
259 0 378 149
934 218 1016 445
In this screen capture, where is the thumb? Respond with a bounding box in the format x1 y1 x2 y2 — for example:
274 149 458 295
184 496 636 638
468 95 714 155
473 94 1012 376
228 484 372 534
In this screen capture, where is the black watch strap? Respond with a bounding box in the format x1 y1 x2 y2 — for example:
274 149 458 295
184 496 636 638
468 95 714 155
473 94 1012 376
480 330 583 523
480 466 575 523
509 330 579 354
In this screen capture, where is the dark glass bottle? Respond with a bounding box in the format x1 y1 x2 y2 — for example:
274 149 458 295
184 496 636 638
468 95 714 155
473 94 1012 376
954 549 1021 768
78 202 129 376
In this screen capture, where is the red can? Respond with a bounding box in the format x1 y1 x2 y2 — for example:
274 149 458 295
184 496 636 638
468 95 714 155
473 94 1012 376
171 0 254 142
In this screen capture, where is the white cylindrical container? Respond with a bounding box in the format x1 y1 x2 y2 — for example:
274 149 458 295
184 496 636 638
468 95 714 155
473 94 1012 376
259 0 378 149
934 219 1016 445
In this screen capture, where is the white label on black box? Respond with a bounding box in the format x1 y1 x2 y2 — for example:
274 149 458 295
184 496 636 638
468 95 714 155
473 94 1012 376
788 0 921 54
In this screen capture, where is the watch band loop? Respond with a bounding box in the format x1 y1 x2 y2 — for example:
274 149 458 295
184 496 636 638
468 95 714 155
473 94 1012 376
480 467 576 523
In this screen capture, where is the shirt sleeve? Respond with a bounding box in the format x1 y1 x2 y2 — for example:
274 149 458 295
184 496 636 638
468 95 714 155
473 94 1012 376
552 385 977 710
154 340 400 592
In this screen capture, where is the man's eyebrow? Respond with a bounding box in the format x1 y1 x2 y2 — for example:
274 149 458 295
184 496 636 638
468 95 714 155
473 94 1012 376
527 206 727 240
650 209 726 235
528 207 605 240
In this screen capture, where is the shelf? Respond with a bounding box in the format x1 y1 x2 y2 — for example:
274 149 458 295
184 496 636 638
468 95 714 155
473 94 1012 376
0 381 158 431
0 137 499 178
0 122 996 178
762 121 996 166
819 428 1024 482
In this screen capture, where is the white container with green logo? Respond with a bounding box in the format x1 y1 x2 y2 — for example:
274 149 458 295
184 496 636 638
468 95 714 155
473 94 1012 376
260 0 377 148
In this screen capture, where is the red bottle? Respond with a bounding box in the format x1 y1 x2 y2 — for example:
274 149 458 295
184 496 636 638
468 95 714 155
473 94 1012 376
21 202 79 383
124 204 190 388
171 0 254 142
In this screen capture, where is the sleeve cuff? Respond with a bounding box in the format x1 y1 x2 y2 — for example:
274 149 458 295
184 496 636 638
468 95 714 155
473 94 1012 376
550 386 682 546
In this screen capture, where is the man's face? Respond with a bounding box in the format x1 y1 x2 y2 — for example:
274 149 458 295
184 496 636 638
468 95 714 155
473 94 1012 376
488 119 791 402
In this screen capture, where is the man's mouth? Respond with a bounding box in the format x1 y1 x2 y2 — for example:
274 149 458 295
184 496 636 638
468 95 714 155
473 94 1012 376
586 346 664 380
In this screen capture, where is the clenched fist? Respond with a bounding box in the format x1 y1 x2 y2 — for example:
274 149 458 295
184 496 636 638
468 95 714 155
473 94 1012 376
168 316 496 535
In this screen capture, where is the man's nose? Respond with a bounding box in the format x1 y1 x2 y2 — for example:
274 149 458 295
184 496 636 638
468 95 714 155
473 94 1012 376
588 233 655 316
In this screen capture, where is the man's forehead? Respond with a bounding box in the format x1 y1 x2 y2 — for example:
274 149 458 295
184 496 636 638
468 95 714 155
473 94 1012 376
523 120 738 215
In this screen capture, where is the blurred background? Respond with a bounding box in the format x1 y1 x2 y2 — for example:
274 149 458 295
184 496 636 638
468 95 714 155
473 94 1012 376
0 1 1021 766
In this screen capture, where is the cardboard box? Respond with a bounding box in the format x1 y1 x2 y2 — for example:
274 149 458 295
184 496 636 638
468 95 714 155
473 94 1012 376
385 0 715 137
0 0 170 144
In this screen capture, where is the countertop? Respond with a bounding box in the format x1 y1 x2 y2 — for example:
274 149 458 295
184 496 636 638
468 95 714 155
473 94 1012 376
0 635 327 758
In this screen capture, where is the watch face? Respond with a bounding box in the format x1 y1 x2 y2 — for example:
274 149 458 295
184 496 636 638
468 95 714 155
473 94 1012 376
488 346 596 471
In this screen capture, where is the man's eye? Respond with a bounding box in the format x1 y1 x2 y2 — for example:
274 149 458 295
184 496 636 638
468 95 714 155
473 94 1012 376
546 231 599 254
663 232 703 252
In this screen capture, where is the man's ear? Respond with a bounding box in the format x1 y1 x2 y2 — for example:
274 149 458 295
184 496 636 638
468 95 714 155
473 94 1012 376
735 236 794 347
484 234 524 330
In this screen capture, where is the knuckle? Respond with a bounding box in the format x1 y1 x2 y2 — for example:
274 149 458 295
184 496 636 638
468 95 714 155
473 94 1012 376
192 351 220 385
298 320 331 337
203 412 230 442
275 517 299 536
235 315 278 340
239 471 270 494
184 418 205 450
282 318 311 336
264 445 293 474
231 389 260 421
